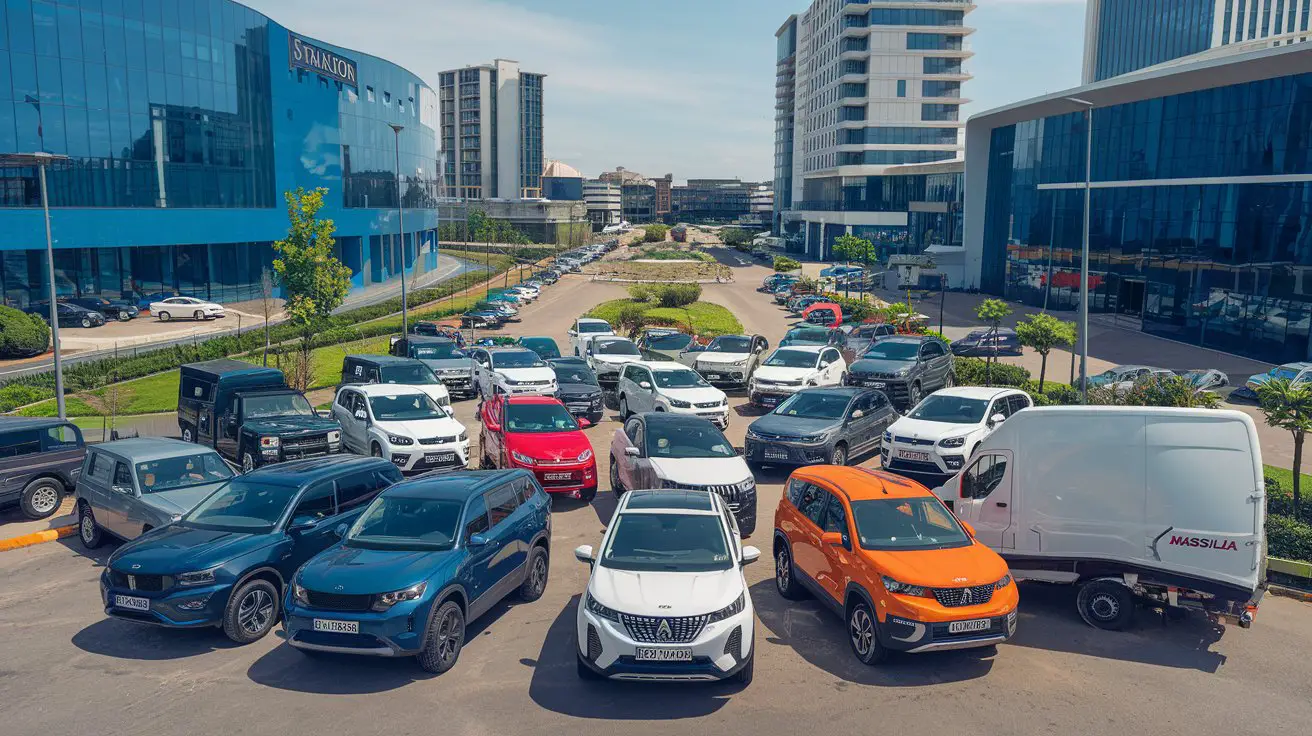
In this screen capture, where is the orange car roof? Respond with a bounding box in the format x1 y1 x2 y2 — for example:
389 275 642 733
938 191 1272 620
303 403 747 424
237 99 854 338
793 466 932 501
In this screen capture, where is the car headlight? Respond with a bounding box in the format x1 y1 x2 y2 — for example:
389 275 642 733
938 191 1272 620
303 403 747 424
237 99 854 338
938 436 966 448
745 429 764 441
176 568 217 587
995 574 1013 590
511 450 538 466
896 368 911 377
327 431 340 443
503 377 521 386
784 379 803 386
260 436 279 448
388 435 415 446
881 575 928 597
292 581 309 606
706 592 746 623
668 398 692 408
458 431 468 442
577 448 594 462
585 590 620 622
805 379 817 386
883 430 892 443
372 582 427 611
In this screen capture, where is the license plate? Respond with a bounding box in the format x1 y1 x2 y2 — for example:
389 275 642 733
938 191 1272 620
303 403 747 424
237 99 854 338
705 373 723 380
426 452 457 463
764 447 789 460
313 619 359 634
948 618 991 634
114 594 149 612
544 472 575 481
761 396 779 406
635 647 693 661
869 381 887 389
897 449 931 462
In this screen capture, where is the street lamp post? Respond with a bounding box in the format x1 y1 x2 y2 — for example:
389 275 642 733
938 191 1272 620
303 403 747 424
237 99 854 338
1 152 70 419
388 123 408 337
1066 97 1095 403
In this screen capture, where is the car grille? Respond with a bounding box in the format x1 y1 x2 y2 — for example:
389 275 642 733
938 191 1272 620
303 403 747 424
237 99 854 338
894 435 935 446
419 436 459 445
753 378 792 386
284 435 329 453
620 613 708 643
933 584 996 608
694 400 723 409
665 481 754 504
108 571 173 591
885 458 947 476
304 590 374 612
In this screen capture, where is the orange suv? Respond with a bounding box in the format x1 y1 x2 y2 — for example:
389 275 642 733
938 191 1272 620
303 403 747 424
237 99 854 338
773 466 1018 664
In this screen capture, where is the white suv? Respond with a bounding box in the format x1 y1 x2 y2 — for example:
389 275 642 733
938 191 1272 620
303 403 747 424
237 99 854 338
330 384 470 474
586 336 645 387
468 347 558 399
574 488 759 683
569 317 615 356
748 345 847 409
881 386 1032 490
616 362 729 429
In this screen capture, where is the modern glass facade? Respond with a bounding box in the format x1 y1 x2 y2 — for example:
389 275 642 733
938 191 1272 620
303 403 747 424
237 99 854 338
519 72 543 198
1089 0 1216 82
0 0 440 307
773 16 797 231
979 70 1312 363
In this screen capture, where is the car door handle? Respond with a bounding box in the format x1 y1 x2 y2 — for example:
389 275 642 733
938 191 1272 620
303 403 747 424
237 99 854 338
995 502 1008 508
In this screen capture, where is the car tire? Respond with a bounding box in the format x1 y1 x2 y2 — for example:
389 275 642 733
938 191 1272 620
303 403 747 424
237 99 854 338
81 317 92 328
181 424 194 443
576 652 603 680
847 600 887 666
579 485 597 503
19 478 63 519
908 382 923 407
618 395 629 419
518 546 549 602
78 502 104 549
417 601 466 674
944 372 956 389
222 578 280 644
733 650 754 686
241 452 257 473
158 311 171 322
1077 580 1137 631
118 311 131 322
194 310 204 321
609 456 626 495
829 442 848 467
774 544 806 601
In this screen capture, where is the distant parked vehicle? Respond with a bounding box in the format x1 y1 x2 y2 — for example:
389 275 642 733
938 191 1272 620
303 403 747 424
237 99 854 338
338 354 451 407
135 291 190 311
568 317 615 356
745 386 895 468
749 346 847 409
516 336 562 360
1086 364 1165 389
616 361 730 429
479 395 597 501
28 301 106 329
468 347 558 399
64 296 139 321
76 439 234 549
844 335 955 410
549 358 605 423
845 323 899 357
1179 368 1230 392
1236 361 1312 400
585 336 645 388
636 328 697 363
882 387 1032 489
693 334 769 388
0 417 85 520
950 328 1023 357
390 336 477 398
151 296 225 321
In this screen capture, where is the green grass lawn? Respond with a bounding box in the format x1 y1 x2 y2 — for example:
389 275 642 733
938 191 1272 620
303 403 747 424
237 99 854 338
1265 465 1312 494
585 299 743 337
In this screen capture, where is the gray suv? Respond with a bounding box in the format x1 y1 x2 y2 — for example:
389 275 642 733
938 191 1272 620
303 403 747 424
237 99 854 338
744 387 897 467
844 335 955 410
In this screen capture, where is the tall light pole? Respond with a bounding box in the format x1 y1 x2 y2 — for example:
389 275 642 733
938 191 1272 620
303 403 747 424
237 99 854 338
1066 97 1095 403
388 123 408 336
1 152 70 419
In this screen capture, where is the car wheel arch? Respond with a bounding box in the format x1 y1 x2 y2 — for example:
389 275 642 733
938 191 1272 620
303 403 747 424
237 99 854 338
422 584 470 633
234 566 286 596
843 583 877 618
772 530 792 559
30 471 75 493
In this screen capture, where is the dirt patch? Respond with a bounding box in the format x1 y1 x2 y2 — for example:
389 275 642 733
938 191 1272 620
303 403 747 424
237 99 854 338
585 259 730 283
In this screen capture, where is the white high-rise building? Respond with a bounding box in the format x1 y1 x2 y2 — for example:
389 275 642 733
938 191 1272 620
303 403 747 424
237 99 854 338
774 1 974 259
438 59 545 201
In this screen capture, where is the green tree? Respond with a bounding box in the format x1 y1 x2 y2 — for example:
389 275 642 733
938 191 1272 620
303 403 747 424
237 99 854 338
1014 313 1076 391
774 255 801 273
614 302 649 339
642 224 670 243
974 298 1013 386
720 228 752 249
832 233 875 267
1257 377 1312 515
0 305 50 358
467 209 489 240
272 187 353 364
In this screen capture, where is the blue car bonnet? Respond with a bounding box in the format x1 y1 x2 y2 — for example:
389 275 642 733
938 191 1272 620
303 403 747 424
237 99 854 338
297 543 461 596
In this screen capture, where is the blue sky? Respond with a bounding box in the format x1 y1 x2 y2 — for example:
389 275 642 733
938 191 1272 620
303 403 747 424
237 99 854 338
247 0 1087 183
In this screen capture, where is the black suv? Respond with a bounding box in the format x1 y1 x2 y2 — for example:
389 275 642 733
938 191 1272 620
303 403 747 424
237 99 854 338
844 335 954 410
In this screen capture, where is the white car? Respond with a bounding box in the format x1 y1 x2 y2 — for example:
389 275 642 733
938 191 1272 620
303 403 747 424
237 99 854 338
330 384 470 474
616 362 729 429
748 345 847 409
586 336 644 386
467 346 557 398
574 488 759 683
150 296 225 321
569 317 615 356
881 386 1032 489
507 285 539 301
693 334 769 388
609 412 757 536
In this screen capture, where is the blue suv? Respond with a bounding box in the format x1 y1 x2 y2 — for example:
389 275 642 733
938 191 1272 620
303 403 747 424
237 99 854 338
100 456 403 644
283 469 551 674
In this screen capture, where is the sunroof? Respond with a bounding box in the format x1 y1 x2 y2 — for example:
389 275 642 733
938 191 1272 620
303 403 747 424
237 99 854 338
625 490 714 511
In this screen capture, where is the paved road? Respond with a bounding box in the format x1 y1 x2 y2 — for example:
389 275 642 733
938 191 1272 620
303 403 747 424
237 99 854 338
2 251 1309 736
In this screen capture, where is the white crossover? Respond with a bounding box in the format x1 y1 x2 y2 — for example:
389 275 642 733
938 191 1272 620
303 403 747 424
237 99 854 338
881 386 1032 487
330 384 470 474
150 296 225 321
586 336 645 386
569 317 615 356
692 334 768 388
469 347 558 398
748 345 846 409
574 488 759 683
616 362 729 429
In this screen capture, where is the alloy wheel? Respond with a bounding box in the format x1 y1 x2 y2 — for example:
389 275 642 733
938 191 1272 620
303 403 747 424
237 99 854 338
241 454 255 473
850 607 875 658
776 549 790 590
237 588 275 635
29 485 59 515
1089 593 1121 621
80 514 95 545
530 555 548 596
435 608 464 666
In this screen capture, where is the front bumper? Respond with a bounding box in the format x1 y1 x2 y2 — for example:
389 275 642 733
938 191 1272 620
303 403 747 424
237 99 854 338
101 573 230 628
879 607 1018 654
577 606 753 681
696 365 751 388
519 460 598 497
880 444 964 488
744 436 831 466
391 442 470 474
438 375 475 395
667 404 730 429
497 382 557 397
845 374 911 405
748 383 802 408
283 596 429 657
261 438 342 465
560 394 605 420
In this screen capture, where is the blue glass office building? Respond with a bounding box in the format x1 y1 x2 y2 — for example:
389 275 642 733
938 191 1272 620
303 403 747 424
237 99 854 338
964 44 1312 363
0 0 440 307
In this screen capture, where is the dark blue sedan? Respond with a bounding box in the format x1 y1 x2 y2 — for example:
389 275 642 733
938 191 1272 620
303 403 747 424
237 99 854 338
100 456 403 644
282 469 551 674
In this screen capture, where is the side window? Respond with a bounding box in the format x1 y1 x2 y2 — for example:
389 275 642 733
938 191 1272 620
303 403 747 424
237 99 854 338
43 424 82 449
988 398 1011 420
963 455 1008 500
624 418 641 443
867 391 889 409
113 462 133 487
822 493 848 535
290 481 337 521
797 483 828 526
1007 394 1031 415
336 470 382 513
0 430 41 458
786 477 807 506
516 477 539 504
373 466 404 487
486 484 520 528
335 390 353 409
821 348 838 365
85 451 113 483
366 367 382 384
464 493 490 540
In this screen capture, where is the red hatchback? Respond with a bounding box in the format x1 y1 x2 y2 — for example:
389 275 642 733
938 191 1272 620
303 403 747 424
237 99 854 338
479 395 598 501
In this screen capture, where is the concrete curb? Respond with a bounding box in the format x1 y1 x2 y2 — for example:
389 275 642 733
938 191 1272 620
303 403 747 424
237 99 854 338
1268 585 1312 603
0 524 77 552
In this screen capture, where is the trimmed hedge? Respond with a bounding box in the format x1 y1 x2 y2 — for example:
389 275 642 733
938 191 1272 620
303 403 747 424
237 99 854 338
1267 514 1312 563
0 305 50 358
954 356 1031 387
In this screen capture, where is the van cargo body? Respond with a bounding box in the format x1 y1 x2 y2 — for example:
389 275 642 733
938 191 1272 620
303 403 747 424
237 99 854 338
940 407 1264 629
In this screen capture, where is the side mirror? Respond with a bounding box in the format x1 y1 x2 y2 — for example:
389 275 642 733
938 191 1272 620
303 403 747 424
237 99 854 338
820 531 844 548
287 515 317 534
354 409 368 421
741 546 761 565
468 533 490 548
989 413 1006 426
334 523 349 538
960 520 977 538
567 330 578 337
639 381 652 390
851 409 865 419
111 485 134 495
624 446 641 457
576 417 593 429
574 544 594 564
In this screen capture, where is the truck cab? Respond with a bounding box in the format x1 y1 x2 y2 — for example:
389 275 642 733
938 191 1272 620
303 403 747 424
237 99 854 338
178 359 342 472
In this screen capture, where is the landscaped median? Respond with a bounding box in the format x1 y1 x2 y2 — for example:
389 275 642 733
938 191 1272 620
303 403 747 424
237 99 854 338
584 283 743 338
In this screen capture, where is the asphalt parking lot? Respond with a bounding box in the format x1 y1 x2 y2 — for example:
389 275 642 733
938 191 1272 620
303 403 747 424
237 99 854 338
2 249 1311 736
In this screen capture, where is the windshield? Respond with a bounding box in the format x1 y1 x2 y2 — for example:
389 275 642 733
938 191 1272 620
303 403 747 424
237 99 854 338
774 392 851 420
707 336 752 353
784 327 828 343
579 322 612 333
520 338 560 358
492 351 547 369
594 340 641 356
654 369 709 389
411 343 463 360
647 422 735 458
909 394 989 424
851 498 970 551
379 364 440 385
135 453 233 493
646 333 692 350
1275 367 1301 380
764 349 818 368
345 496 463 551
369 393 446 421
553 365 599 386
243 393 314 419
600 512 732 572
182 479 299 533
862 341 920 360
505 403 579 432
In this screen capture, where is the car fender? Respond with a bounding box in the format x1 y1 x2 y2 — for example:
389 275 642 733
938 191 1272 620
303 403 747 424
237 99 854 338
843 581 877 618
422 582 471 633
234 564 287 597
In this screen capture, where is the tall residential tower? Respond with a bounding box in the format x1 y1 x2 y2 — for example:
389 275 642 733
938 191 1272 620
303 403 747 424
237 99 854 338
438 60 545 201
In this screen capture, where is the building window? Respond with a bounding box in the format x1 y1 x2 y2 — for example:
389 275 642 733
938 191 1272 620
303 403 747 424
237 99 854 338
366 86 375 102
896 80 906 97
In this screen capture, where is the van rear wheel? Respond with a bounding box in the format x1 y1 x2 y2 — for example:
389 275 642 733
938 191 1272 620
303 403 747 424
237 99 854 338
1077 580 1137 631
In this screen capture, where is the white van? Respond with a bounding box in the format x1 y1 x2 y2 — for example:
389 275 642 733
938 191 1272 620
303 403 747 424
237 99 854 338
938 406 1265 631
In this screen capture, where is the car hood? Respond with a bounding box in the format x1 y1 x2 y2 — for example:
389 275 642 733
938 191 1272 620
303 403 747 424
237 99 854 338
850 357 914 374
649 456 751 486
888 416 977 441
297 544 460 595
557 383 602 397
753 365 814 382
778 338 825 347
696 352 752 366
495 366 556 382
509 431 592 462
591 354 640 366
108 524 274 575
137 485 228 516
589 566 743 617
244 416 341 435
862 543 1009 589
749 414 842 438
374 416 465 440
420 358 475 373
659 386 725 404
1245 373 1274 386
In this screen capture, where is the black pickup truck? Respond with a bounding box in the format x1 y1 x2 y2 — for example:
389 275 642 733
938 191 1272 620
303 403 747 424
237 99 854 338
178 359 342 471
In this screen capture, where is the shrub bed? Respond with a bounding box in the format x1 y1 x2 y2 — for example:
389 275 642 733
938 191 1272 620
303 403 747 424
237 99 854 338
954 356 1031 387
585 299 743 338
0 305 50 358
